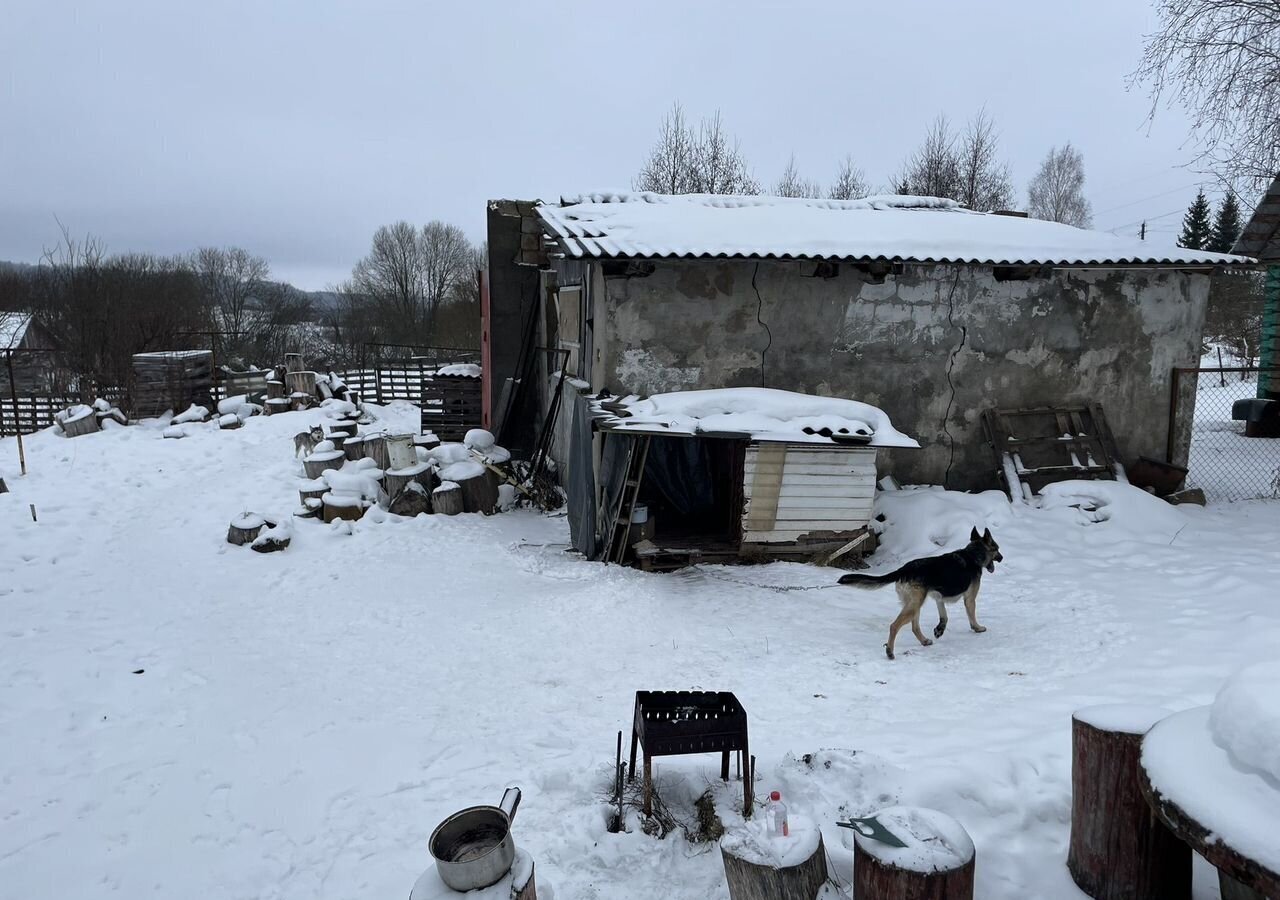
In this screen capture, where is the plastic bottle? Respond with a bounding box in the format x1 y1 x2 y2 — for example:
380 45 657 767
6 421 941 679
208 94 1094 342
765 791 789 837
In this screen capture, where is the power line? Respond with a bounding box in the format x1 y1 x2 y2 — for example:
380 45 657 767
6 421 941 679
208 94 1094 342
1092 181 1211 217
1104 207 1187 234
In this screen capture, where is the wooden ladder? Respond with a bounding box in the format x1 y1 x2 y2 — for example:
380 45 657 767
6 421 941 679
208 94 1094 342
608 435 651 564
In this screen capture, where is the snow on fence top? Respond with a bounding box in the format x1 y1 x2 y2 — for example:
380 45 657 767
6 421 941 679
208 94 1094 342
538 192 1252 267
592 387 919 447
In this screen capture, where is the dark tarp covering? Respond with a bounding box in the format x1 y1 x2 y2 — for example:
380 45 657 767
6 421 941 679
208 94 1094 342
566 393 598 558
642 437 716 517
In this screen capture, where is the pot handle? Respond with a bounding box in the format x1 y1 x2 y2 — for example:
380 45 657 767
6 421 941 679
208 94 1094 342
500 787 521 824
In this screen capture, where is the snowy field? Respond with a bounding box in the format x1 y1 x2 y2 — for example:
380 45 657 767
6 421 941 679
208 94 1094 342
2 403 1279 899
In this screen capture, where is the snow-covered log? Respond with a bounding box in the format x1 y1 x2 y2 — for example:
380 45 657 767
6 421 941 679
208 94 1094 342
302 449 345 480
227 513 270 546
721 816 827 900
264 397 290 415
385 462 436 502
432 481 463 516
1068 706 1189 900
56 405 99 438
852 807 975 900
362 434 389 470
441 460 496 514
285 371 317 396
322 492 365 524
343 434 366 462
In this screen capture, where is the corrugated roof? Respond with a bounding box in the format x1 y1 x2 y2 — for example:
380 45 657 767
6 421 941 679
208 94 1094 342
1232 174 1280 263
0 313 32 350
537 192 1252 267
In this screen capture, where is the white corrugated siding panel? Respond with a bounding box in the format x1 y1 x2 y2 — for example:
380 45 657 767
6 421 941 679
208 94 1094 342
741 445 877 543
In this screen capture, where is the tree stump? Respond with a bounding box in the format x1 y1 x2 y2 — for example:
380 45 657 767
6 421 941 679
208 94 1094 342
388 481 433 517
227 513 271 546
852 806 975 900
250 523 291 553
267 379 285 400
325 431 347 452
440 461 497 514
322 493 365 524
362 434 389 470
409 851 538 900
328 419 358 438
433 482 464 515
264 397 290 416
303 449 346 480
285 370 317 396
57 406 100 438
299 478 328 509
721 816 827 900
1068 705 1188 900
343 434 366 462
385 462 437 501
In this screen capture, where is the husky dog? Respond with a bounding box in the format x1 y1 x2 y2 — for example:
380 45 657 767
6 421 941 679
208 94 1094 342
838 528 1003 660
293 425 325 458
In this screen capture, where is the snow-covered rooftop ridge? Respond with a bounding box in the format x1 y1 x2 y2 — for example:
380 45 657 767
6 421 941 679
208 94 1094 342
537 192 1252 267
0 313 32 350
592 387 919 448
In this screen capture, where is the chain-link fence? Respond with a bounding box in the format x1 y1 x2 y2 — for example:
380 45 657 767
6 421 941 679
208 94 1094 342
1172 366 1280 501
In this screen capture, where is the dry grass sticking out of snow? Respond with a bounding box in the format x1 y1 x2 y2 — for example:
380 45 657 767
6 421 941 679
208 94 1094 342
1 407 1278 899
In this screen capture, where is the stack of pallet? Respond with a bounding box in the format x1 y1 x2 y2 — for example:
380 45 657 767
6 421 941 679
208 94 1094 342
420 366 482 441
132 351 214 418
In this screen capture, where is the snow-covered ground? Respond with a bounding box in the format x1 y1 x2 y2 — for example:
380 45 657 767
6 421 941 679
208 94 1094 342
1188 368 1280 501
2 404 1278 899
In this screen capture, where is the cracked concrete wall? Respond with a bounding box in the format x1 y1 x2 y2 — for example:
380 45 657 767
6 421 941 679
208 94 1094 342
597 260 1209 489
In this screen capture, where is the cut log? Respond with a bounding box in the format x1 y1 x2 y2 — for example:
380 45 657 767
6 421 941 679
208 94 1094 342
325 431 347 452
250 524 291 553
299 478 328 508
721 816 827 900
285 371 317 396
409 852 538 900
267 379 285 400
388 481 432 517
290 391 314 411
284 353 303 372
328 420 359 438
362 434 390 470
440 460 496 514
384 462 437 501
1068 705 1189 900
302 449 346 480
432 482 464 516
343 434 366 461
264 397 291 416
322 492 365 524
227 513 271 546
57 406 100 438
852 806 975 900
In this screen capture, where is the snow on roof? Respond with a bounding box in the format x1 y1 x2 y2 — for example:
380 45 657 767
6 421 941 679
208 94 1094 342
592 387 919 448
538 192 1252 267
0 313 32 350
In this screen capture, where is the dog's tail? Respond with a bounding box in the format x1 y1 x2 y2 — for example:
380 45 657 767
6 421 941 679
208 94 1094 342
837 568 903 588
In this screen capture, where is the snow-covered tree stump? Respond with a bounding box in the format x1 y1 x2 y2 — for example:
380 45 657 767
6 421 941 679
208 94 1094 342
57 406 100 438
329 419 358 438
299 478 328 508
227 513 271 546
343 434 366 462
303 449 346 480
325 432 347 452
852 807 975 900
385 462 436 501
285 370 317 396
264 397 290 415
250 522 291 553
388 481 432 517
432 482 463 516
322 492 365 524
409 850 538 900
267 379 285 400
440 460 496 514
362 435 389 470
1068 705 1188 900
721 815 827 900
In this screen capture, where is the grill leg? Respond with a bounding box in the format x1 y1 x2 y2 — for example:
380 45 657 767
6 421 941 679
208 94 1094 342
721 751 730 782
642 755 653 817
742 739 752 819
628 730 639 782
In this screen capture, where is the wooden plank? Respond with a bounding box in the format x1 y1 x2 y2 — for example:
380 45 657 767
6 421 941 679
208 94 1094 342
773 495 875 511
742 444 785 531
744 475 876 495
744 526 870 543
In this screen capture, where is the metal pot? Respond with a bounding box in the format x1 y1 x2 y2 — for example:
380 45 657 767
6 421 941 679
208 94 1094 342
429 787 521 892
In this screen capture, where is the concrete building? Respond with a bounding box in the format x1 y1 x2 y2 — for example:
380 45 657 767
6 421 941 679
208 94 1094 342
488 192 1247 490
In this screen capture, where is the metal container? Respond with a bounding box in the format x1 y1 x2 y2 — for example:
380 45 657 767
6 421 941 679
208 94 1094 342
385 433 417 471
429 787 521 892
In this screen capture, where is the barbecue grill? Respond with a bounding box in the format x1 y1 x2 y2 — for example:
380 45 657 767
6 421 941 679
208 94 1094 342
628 690 751 816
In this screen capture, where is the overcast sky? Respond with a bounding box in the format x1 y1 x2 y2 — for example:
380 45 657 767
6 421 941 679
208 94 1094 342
1 0 1221 290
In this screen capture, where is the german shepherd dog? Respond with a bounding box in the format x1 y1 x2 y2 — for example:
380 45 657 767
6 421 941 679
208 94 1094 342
838 528 1003 660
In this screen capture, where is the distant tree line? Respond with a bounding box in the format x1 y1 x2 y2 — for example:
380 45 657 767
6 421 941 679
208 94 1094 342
632 102 1092 224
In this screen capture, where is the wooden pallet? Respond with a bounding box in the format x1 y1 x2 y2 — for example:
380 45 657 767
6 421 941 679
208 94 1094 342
982 404 1126 502
420 374 483 441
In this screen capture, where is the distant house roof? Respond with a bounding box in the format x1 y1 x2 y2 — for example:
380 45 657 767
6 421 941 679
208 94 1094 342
537 192 1251 268
0 313 32 351
1232 174 1280 263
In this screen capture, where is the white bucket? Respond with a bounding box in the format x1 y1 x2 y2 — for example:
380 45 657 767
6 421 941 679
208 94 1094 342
631 503 648 524
385 434 417 471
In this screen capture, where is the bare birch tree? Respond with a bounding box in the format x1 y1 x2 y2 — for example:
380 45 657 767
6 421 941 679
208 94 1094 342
1133 0 1280 193
897 115 964 201
828 154 869 200
774 153 822 198
1027 144 1093 227
420 221 472 328
956 111 1014 211
634 103 759 195
348 221 427 334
